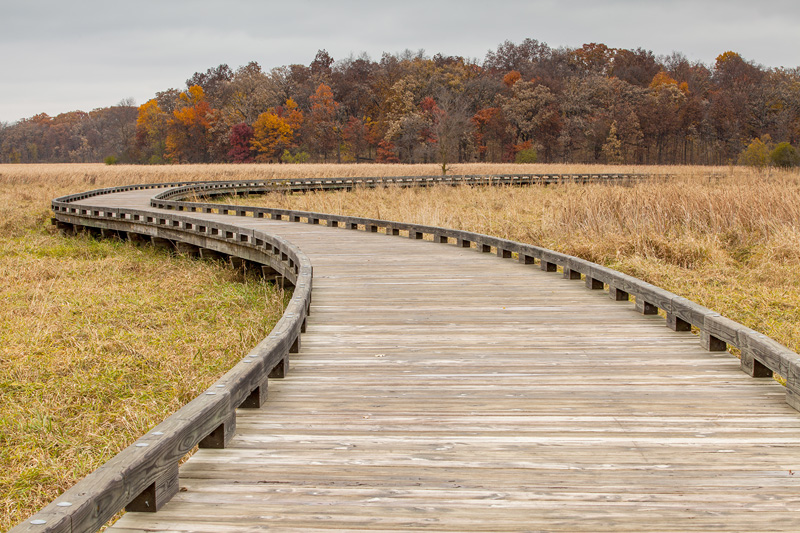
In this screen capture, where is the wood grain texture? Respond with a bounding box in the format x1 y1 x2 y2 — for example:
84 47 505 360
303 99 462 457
72 188 800 532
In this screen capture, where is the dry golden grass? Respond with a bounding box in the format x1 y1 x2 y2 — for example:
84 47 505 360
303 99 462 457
0 168 287 529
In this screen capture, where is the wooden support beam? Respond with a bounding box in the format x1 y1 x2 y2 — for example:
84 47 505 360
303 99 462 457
540 261 557 272
240 378 269 408
635 299 659 315
125 465 179 513
150 236 172 251
740 352 773 378
700 331 727 352
199 248 226 262
585 276 604 290
666 313 692 331
175 242 199 257
269 357 288 379
198 412 236 449
608 285 629 301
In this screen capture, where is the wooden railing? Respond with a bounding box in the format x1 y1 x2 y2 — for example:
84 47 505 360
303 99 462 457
14 196 312 533
151 173 652 202
16 172 799 532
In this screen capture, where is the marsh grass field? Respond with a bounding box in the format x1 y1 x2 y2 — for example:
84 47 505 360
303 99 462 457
2 162 800 528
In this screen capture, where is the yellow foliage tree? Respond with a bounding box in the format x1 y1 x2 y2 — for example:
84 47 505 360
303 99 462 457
251 112 292 161
650 71 689 94
136 99 168 162
251 100 303 162
738 136 772 168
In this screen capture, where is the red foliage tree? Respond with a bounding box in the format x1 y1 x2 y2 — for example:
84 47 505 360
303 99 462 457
227 123 254 162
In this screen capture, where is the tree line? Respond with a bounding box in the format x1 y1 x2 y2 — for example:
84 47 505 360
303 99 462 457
2 40 799 168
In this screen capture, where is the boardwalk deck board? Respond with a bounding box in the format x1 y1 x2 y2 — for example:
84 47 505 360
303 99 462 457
60 189 800 531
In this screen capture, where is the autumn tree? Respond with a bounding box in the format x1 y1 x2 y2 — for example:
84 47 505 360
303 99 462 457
250 99 304 162
770 142 800 168
227 123 255 163
610 48 661 87
225 62 283 124
136 99 169 163
165 85 217 163
251 113 292 161
500 80 561 161
342 116 376 161
422 92 472 174
737 136 771 167
376 140 399 163
472 107 512 162
330 55 379 118
571 43 615 76
484 38 552 79
186 64 233 110
503 71 522 88
309 83 341 161
639 71 689 162
602 121 624 163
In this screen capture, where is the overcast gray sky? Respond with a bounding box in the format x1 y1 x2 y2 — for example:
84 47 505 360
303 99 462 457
2 0 798 124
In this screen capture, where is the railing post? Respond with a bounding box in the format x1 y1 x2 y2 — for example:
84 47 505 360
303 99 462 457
199 412 236 449
635 299 659 315
240 378 269 408
666 313 692 331
126 464 179 513
608 285 629 301
585 277 604 290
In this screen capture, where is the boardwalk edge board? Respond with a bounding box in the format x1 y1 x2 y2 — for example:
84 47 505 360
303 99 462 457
12 172 794 532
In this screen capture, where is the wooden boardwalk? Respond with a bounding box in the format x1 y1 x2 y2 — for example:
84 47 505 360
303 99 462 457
77 189 800 531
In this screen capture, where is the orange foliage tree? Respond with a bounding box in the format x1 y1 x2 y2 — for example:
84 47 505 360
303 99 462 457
165 86 217 163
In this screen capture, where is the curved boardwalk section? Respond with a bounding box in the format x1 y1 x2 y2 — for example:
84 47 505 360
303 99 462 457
22 180 800 531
